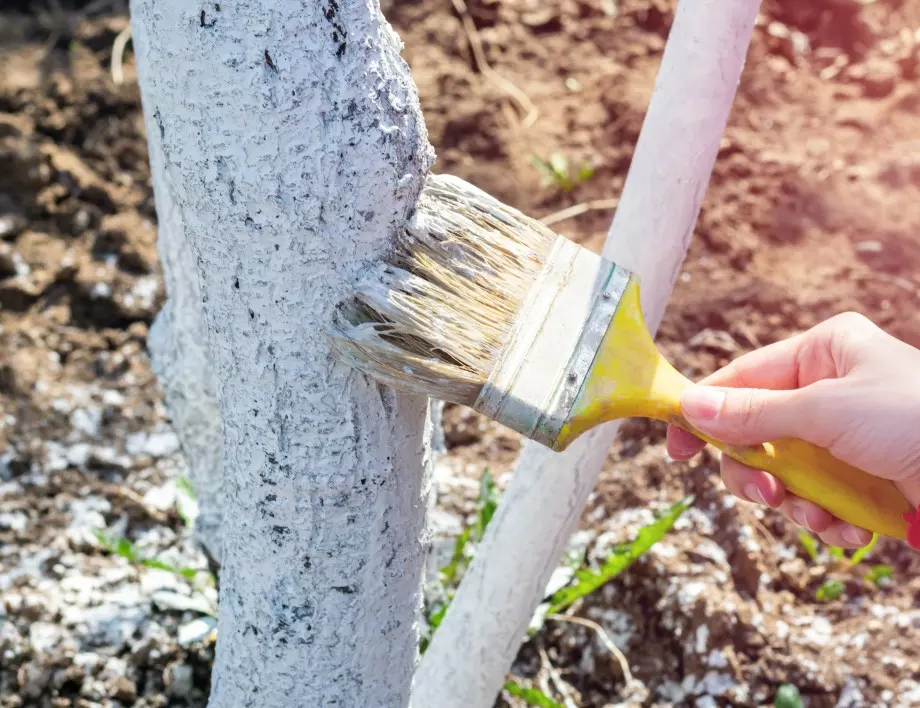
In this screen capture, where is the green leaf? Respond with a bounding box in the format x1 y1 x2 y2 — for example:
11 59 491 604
576 164 596 183
549 153 568 177
828 545 845 561
798 530 819 562
848 533 878 565
547 495 693 614
176 476 197 500
774 683 804 708
503 680 564 708
815 579 845 602
475 469 499 539
439 527 472 586
96 531 201 581
864 564 893 586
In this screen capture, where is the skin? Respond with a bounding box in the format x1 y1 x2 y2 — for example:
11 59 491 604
667 311 920 549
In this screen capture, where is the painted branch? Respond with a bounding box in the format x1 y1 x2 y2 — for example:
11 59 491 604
145 141 224 564
411 0 762 705
129 2 436 706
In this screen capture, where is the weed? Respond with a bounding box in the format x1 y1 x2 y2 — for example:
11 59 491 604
424 473 691 706
422 469 499 652
815 579 845 602
774 683 804 708
529 152 595 192
175 475 197 529
94 530 201 581
864 564 893 587
798 530 891 601
546 495 693 615
503 680 565 708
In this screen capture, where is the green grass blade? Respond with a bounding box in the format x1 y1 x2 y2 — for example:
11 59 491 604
475 469 499 538
848 533 878 565
503 681 564 708
815 579 845 602
547 495 693 615
176 475 197 500
864 564 893 586
798 530 819 562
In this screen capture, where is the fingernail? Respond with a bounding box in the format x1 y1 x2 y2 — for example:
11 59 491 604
681 387 726 422
743 483 766 506
791 505 812 531
842 525 869 547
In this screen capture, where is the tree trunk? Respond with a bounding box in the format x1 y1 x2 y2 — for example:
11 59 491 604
130 1 436 705
412 0 761 705
145 139 224 564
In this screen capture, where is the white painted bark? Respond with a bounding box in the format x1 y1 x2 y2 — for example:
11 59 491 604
145 144 224 564
129 2 436 706
411 1 762 705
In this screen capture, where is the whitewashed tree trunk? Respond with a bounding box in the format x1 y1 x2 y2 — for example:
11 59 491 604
130 1 436 705
412 1 762 705
145 145 224 564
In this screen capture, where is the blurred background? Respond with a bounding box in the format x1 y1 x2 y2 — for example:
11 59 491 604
3 0 920 705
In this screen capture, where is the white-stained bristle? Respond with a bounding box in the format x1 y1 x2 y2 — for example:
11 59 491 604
330 173 558 405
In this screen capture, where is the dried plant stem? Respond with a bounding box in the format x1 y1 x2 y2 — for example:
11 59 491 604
541 199 620 226
450 0 539 128
111 25 132 85
538 647 578 708
547 613 633 684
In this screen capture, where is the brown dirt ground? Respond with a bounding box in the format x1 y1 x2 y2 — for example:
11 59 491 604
4 0 920 706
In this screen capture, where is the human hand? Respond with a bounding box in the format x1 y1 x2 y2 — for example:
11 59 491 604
667 312 920 549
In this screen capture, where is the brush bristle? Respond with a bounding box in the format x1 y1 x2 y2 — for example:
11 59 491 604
330 173 558 406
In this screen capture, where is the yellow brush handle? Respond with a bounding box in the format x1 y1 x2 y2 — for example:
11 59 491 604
654 365 912 541
556 278 913 541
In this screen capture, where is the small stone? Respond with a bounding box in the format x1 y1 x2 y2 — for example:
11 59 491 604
18 661 51 699
848 59 898 99
0 243 18 278
177 616 217 646
165 662 194 698
0 212 27 240
855 240 883 254
28 622 64 653
109 676 137 703
127 430 180 458
688 328 739 355
520 7 561 31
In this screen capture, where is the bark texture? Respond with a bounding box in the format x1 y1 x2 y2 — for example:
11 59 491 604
411 0 761 705
145 143 224 563
130 1 436 705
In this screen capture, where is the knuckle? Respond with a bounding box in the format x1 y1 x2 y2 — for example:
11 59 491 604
826 311 877 336
733 389 764 432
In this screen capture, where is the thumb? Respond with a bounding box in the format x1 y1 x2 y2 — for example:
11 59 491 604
679 384 816 446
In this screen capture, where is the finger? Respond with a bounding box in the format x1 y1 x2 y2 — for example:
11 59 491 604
777 493 835 534
666 425 706 460
816 520 873 549
680 383 830 446
719 456 785 508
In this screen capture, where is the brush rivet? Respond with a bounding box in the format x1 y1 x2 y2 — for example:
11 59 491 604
567 372 577 384
601 291 611 300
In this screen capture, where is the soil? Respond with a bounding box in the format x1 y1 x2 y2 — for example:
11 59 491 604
3 0 920 706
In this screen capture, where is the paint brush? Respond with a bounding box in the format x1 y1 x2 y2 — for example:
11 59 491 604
330 173 914 543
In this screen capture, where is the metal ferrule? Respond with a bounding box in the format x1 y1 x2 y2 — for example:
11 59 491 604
473 236 631 448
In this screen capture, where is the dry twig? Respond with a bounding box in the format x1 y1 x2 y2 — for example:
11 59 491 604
538 647 578 708
541 199 619 226
450 0 539 128
111 25 132 85
547 613 633 684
